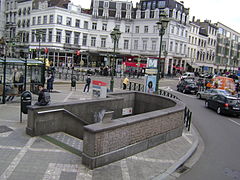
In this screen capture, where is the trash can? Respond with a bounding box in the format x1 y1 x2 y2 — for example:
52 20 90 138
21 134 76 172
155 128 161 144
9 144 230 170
21 91 32 114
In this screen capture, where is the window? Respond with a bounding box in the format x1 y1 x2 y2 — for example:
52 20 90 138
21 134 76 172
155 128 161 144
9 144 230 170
65 31 71 44
144 26 148 33
176 27 179 35
56 30 62 43
143 40 147 50
181 29 184 36
57 15 62 24
27 7 31 14
175 43 178 53
152 41 156 51
23 8 26 15
43 15 47 24
104 1 109 8
31 30 35 42
18 9 21 16
180 44 183 54
170 41 173 51
124 40 129 49
48 29 52 42
27 19 30 27
184 44 186 54
153 26 158 33
41 30 46 42
126 3 131 10
135 26 139 33
49 15 54 23
134 40 138 50
92 22 97 30
102 23 107 31
84 21 88 29
74 32 80 45
82 34 87 46
75 19 80 27
101 38 106 47
37 16 41 24
91 37 96 47
125 25 130 33
66 17 71 26
32 17 36 25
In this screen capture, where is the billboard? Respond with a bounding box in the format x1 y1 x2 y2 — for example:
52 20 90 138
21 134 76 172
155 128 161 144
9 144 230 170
145 75 156 93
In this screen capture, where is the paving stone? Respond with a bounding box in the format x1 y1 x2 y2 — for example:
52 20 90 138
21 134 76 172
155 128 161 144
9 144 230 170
0 125 13 133
59 171 77 180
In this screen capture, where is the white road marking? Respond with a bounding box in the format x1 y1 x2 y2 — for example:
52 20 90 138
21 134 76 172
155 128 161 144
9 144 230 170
0 145 22 150
0 137 36 180
63 91 73 102
228 118 240 127
121 159 130 180
130 156 175 163
183 134 193 144
42 163 92 180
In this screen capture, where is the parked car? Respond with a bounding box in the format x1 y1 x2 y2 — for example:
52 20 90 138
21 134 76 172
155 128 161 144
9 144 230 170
205 94 240 116
177 80 198 94
199 73 214 79
180 72 195 80
196 89 232 100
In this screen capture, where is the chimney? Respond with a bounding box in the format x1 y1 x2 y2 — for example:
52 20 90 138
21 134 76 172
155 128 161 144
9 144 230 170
192 16 195 22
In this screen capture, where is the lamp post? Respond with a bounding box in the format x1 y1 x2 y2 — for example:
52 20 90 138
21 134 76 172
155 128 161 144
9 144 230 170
110 27 121 92
155 11 169 92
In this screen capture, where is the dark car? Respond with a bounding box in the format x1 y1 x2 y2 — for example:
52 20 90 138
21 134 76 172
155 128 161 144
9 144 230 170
205 94 240 116
177 80 198 94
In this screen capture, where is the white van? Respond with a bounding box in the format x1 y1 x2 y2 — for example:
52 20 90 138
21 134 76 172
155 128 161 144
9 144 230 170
180 72 195 80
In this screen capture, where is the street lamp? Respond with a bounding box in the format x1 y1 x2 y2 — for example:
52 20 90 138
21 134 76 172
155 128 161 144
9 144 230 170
110 27 121 92
155 11 169 92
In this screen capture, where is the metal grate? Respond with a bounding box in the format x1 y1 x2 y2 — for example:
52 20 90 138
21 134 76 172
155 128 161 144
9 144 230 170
176 165 190 174
0 126 13 133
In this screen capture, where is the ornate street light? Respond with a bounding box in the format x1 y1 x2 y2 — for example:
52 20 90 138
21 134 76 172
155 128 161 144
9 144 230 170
155 11 169 92
110 27 121 92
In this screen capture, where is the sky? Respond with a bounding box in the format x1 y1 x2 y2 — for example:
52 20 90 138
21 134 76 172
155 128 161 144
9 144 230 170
71 0 240 33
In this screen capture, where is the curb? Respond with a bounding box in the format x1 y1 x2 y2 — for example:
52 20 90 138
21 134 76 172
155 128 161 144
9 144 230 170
153 125 199 180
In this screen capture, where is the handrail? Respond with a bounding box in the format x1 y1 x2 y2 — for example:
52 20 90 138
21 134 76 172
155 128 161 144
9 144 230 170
37 108 89 125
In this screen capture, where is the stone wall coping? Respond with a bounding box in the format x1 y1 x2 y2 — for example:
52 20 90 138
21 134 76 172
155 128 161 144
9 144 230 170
27 96 124 110
84 97 185 133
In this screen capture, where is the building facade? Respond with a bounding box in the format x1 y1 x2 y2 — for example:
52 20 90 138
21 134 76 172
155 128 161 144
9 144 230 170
215 22 240 73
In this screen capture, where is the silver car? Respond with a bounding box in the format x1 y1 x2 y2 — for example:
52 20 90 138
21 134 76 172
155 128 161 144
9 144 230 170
196 89 231 100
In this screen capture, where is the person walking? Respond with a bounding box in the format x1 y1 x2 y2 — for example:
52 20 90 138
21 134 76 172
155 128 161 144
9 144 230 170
47 73 54 92
123 76 129 90
83 75 91 93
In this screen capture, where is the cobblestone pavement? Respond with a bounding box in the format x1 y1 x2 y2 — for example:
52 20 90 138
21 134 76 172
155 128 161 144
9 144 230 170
0 78 198 180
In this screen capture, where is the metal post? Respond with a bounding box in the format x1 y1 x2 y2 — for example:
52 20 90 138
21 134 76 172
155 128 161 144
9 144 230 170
24 57 27 91
156 32 163 92
110 39 116 92
2 49 7 104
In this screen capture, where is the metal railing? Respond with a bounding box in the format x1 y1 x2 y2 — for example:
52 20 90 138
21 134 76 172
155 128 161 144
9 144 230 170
127 81 192 131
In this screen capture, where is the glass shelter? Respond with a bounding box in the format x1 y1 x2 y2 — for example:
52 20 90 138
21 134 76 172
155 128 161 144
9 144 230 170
0 58 43 104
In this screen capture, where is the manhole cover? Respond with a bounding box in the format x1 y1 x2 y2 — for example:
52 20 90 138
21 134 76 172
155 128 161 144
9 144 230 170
176 165 189 174
224 168 240 179
0 126 13 133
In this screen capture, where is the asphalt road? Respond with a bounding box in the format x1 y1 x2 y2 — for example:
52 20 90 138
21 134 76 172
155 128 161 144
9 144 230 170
165 82 240 180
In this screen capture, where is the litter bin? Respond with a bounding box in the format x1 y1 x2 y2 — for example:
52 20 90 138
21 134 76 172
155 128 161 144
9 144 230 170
21 91 32 114
71 76 77 90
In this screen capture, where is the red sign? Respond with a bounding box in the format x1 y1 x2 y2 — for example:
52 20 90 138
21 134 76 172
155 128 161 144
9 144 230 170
124 62 147 68
76 50 80 56
92 80 107 86
44 48 48 54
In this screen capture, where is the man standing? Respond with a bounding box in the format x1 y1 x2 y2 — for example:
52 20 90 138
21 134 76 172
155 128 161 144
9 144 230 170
83 75 91 93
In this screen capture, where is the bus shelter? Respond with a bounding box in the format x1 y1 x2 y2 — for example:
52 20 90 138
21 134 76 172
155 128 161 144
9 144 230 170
0 58 43 104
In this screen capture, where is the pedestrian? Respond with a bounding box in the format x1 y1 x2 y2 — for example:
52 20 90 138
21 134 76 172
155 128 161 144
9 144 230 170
123 76 129 90
47 73 54 92
18 72 24 93
34 85 50 106
83 75 91 93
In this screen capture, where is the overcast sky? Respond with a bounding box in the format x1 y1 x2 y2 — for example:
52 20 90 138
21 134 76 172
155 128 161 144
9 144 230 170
71 0 240 33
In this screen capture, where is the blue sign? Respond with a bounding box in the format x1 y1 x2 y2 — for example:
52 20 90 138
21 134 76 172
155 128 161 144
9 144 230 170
203 66 208 71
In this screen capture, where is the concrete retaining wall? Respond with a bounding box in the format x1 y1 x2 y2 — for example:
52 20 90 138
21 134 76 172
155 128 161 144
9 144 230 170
26 91 185 169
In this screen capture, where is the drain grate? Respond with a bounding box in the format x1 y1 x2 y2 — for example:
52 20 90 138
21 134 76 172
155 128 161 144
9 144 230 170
224 168 240 179
0 126 13 133
176 165 190 174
